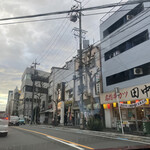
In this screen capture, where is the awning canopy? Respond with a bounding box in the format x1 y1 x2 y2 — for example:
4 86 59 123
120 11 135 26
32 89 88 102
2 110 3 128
45 109 53 113
40 109 53 113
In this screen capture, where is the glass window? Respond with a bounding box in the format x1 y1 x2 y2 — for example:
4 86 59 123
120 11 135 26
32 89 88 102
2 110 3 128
103 3 144 38
104 30 149 61
106 62 150 86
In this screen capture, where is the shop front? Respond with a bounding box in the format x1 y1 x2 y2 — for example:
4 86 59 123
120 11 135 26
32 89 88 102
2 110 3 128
101 83 150 134
57 101 64 125
65 100 73 126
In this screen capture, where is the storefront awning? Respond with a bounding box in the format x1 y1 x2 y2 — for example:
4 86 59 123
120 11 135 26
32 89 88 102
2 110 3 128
41 109 53 113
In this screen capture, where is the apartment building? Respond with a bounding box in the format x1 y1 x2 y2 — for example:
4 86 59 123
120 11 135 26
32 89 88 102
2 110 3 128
48 59 75 125
19 67 49 123
100 1 150 132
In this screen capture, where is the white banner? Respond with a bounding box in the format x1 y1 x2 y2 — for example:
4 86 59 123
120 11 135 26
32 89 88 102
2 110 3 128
119 99 147 108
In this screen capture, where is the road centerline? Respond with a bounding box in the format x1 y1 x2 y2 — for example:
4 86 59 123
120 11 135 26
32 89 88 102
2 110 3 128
13 127 94 150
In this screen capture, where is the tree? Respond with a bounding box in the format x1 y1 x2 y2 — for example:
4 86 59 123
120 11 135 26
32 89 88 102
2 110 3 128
34 76 48 124
84 46 100 115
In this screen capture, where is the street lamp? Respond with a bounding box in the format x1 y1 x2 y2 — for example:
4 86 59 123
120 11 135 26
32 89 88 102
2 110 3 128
115 87 124 134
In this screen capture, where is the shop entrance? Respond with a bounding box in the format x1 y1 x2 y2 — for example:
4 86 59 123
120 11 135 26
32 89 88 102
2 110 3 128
112 105 150 133
74 110 80 126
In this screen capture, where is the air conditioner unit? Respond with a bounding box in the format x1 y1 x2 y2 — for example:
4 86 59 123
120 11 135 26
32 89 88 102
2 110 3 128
134 68 143 75
126 15 134 21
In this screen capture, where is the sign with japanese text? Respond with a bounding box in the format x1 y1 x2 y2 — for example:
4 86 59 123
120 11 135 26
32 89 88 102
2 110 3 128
100 83 150 104
119 99 147 108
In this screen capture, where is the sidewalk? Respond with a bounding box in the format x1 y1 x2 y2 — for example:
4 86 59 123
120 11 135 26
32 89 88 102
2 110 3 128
31 124 150 144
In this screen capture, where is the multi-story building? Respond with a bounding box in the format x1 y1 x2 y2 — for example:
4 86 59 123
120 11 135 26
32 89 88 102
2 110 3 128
6 88 20 117
48 59 75 125
100 1 150 132
6 90 13 117
11 87 20 116
74 45 101 126
19 67 49 123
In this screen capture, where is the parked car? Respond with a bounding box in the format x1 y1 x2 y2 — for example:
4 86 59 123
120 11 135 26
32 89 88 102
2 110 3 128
9 116 19 126
19 118 25 125
0 114 8 137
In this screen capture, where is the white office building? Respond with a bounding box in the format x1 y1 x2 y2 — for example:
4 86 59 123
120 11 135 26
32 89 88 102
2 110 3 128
100 1 150 132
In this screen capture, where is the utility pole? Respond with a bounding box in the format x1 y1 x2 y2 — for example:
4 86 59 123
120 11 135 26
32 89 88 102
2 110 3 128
70 0 85 129
30 59 40 124
115 87 124 134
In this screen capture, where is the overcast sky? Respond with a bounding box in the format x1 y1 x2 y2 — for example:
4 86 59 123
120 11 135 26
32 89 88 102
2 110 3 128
0 0 128 111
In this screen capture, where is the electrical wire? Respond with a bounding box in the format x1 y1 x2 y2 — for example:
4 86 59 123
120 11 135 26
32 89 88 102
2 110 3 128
37 19 71 64
0 16 69 26
83 0 91 7
35 19 69 62
39 22 72 64
83 7 150 17
100 0 124 21
0 7 148 26
0 0 148 22
100 8 150 51
47 10 150 94
50 32 76 66
84 6 150 40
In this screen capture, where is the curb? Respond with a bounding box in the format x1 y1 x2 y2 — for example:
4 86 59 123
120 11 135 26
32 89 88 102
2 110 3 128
54 126 150 143
28 125 150 144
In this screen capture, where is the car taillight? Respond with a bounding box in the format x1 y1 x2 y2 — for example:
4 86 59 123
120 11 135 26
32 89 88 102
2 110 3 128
5 117 8 120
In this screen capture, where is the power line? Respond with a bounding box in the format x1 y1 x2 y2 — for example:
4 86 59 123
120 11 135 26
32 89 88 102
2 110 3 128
84 7 150 17
83 0 91 7
100 8 150 50
39 22 72 64
0 16 69 26
36 17 71 64
0 7 148 27
36 18 70 62
100 0 124 21
83 6 150 39
54 42 77 67
42 11 150 84
0 0 148 22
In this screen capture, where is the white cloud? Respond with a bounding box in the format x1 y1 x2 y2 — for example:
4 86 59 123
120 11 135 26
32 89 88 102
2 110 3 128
0 0 128 110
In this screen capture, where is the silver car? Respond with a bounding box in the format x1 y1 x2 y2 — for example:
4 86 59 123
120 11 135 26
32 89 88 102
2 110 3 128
9 116 19 126
0 114 8 137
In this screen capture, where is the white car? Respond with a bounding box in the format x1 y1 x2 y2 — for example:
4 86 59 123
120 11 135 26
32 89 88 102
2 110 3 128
0 114 8 137
9 116 19 126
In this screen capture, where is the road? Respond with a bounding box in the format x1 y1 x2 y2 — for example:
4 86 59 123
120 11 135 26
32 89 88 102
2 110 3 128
0 125 149 150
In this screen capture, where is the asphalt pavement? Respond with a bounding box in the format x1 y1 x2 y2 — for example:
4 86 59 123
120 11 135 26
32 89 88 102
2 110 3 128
0 125 149 150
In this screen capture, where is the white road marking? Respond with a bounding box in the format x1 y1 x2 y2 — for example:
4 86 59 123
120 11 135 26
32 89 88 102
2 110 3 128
35 126 150 146
47 136 84 150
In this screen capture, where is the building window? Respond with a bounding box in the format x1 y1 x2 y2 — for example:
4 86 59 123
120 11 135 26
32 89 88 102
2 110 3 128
105 30 149 61
103 3 144 38
89 58 95 68
68 89 73 98
24 85 48 94
48 95 52 103
25 85 33 92
106 62 150 86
